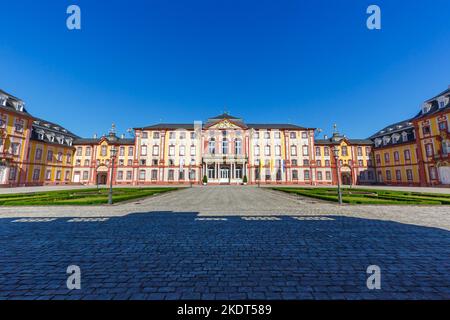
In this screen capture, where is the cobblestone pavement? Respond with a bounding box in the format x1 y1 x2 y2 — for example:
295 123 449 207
0 186 449 300
1 186 449 231
0 213 449 300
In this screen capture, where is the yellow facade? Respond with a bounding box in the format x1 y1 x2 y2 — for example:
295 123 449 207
26 140 74 185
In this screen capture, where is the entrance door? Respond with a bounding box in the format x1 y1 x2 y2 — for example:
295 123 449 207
97 173 107 185
341 172 352 185
438 166 450 184
220 167 229 183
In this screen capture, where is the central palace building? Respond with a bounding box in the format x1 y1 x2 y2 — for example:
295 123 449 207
1 86 449 187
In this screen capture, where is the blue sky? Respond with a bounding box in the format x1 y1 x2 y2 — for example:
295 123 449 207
1 0 449 139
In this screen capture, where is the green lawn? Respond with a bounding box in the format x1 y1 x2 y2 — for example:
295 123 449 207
272 187 450 205
0 187 178 206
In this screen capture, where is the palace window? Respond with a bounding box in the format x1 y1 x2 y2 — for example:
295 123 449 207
442 140 450 155
341 146 348 157
45 170 51 180
76 147 82 156
367 159 373 167
235 139 242 155
303 159 309 166
179 170 185 180
384 153 390 163
83 171 89 180
358 160 364 167
254 145 260 156
302 132 308 139
291 159 298 166
302 145 309 156
127 159 133 166
422 125 431 135
292 170 298 180
396 170 402 181
57 152 63 162
84 159 90 166
139 170 146 180
179 145 185 156
85 147 91 156
126 171 132 180
290 145 297 156
315 147 321 157
317 171 323 180
152 145 159 156
14 119 24 133
153 132 160 139
290 132 296 139
357 147 362 156
324 147 330 156
190 132 195 140
128 147 134 156
425 143 434 157
317 160 321 167
141 145 147 156
438 121 447 132
429 167 437 180
35 148 42 160
151 170 158 180
264 145 271 156
190 145 196 156
168 145 175 156
119 159 124 166
209 139 216 154
32 169 40 181
179 132 186 140
274 131 280 139
119 147 125 156
406 169 413 181
222 140 229 154
152 159 158 166
376 154 381 165
47 150 53 161
326 171 331 180
394 151 400 162
142 132 148 139
101 145 108 156
264 131 270 139
386 170 392 181
140 159 146 166
304 170 310 180
265 169 271 180
365 147 371 156
325 160 330 167
275 145 281 156
117 171 123 180
168 170 174 181
169 132 176 139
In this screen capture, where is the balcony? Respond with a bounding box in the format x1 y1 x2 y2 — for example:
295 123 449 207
203 153 247 163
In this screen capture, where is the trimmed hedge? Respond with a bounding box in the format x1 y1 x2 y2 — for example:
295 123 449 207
273 187 450 205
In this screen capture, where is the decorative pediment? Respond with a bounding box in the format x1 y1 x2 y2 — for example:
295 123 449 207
207 119 246 130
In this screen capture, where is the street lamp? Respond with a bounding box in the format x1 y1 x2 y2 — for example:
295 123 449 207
108 146 117 205
333 146 343 205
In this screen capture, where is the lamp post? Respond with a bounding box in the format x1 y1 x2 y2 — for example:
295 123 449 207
333 146 343 205
108 146 117 205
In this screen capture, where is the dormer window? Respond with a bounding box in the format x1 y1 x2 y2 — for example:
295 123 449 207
422 103 431 114
0 96 7 106
38 133 44 140
375 138 382 147
382 136 391 145
392 134 400 143
402 132 408 142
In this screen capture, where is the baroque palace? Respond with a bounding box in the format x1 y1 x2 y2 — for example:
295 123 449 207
0 87 449 187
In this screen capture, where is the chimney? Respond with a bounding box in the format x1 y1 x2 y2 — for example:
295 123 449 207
93 133 97 139
121 134 125 139
324 134 328 139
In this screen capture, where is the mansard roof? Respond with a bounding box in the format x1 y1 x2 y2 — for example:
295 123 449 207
316 132 373 146
0 88 31 116
31 118 79 147
73 133 135 145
